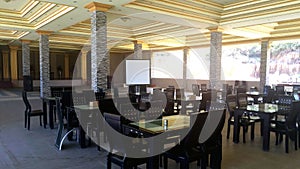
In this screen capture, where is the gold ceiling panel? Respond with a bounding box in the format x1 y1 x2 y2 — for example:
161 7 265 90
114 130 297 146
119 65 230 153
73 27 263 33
0 28 29 39
0 0 75 30
221 0 300 23
124 0 219 25
0 0 300 51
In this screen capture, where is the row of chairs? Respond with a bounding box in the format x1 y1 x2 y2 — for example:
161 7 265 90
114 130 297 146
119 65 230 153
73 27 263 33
226 91 300 153
104 104 226 169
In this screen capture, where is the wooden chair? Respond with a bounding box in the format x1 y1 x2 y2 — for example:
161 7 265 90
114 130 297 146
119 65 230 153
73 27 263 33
270 101 300 153
144 100 164 121
103 113 149 169
163 88 176 116
119 103 140 124
200 84 207 92
199 92 212 111
198 108 226 169
22 90 45 130
163 111 209 169
226 94 255 143
55 97 79 150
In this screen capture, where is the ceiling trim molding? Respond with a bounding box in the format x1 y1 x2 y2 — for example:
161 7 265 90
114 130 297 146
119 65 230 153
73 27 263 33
36 30 53 35
84 2 114 12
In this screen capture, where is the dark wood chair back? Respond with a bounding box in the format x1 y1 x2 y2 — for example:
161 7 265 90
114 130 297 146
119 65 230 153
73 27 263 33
237 93 248 108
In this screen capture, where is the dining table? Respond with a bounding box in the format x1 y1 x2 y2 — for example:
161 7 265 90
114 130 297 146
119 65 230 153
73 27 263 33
123 114 198 169
246 91 264 104
42 96 59 129
233 103 278 151
72 104 100 148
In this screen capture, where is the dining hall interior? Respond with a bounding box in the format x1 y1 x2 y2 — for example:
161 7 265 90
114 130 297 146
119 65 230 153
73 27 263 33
1 0 300 169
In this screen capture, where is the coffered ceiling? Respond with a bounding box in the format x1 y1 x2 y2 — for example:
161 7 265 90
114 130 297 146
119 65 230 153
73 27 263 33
0 0 299 52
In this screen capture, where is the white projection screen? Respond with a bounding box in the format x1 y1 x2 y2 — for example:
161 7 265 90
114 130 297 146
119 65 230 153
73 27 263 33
126 60 150 85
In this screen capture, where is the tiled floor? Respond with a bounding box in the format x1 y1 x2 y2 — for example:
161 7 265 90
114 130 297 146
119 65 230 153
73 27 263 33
1 92 300 169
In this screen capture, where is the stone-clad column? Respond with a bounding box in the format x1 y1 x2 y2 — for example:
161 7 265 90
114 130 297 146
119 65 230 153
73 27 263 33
37 30 52 98
260 39 270 93
21 40 31 76
86 51 92 84
9 46 18 80
133 40 143 59
209 27 223 89
183 48 188 89
85 2 113 92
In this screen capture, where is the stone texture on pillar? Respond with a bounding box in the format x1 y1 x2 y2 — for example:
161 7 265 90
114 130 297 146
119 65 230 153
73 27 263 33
260 40 269 93
2 50 9 80
85 2 113 92
91 10 109 91
183 48 188 89
209 29 222 89
21 40 31 76
142 50 152 60
9 46 18 80
38 32 51 98
133 40 143 59
86 50 91 83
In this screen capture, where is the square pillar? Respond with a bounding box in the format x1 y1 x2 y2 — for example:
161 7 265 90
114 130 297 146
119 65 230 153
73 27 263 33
183 48 188 89
85 2 113 92
21 40 31 76
37 30 52 98
133 40 143 59
260 39 270 93
209 27 223 89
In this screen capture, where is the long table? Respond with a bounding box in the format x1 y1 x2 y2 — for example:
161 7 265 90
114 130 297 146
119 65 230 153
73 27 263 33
233 103 278 151
123 115 191 169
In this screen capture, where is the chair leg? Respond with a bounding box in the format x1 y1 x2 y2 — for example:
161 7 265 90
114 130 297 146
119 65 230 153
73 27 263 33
250 123 255 141
275 132 279 145
242 126 246 143
279 134 283 143
201 155 208 169
294 131 298 151
285 135 289 153
226 123 230 139
211 151 222 169
260 120 264 136
159 155 163 167
163 155 168 169
39 115 42 126
107 153 112 169
24 111 27 128
179 159 189 169
27 115 30 130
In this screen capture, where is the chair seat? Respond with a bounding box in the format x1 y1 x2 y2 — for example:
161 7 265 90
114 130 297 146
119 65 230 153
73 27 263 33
271 116 286 123
249 115 261 121
31 109 44 116
109 152 149 165
230 118 255 124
